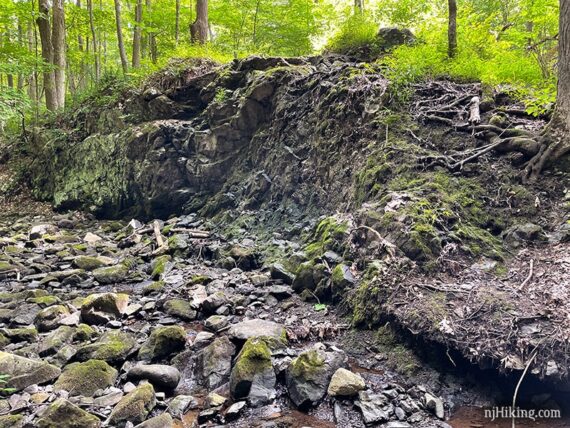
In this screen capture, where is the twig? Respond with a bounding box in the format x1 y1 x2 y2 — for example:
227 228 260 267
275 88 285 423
512 349 538 428
353 225 397 259
518 259 534 291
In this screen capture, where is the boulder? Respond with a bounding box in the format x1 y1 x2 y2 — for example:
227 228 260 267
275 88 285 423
54 360 118 397
0 351 61 391
503 223 547 248
134 413 173 428
73 256 114 271
270 263 295 285
127 364 181 390
376 28 415 50
75 330 136 364
80 293 129 325
34 305 70 332
92 264 129 284
228 319 286 345
38 326 75 356
109 382 156 427
327 368 365 397
286 346 346 408
138 326 186 361
331 264 356 300
230 338 276 407
163 299 197 321
355 391 390 424
36 398 101 428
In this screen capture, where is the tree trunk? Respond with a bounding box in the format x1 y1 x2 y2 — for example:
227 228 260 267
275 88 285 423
190 0 208 44
175 0 180 45
87 0 100 81
114 0 129 73
448 0 457 58
132 0 142 67
354 0 363 14
52 0 66 109
37 0 58 111
524 0 570 180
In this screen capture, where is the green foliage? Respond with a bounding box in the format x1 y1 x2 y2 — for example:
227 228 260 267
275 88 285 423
326 13 378 54
0 374 16 394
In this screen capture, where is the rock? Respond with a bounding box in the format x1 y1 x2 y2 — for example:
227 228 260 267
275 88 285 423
225 401 246 421
30 224 56 240
0 414 24 428
230 338 276 407
269 263 295 285
133 413 173 428
355 391 390 424
0 352 61 391
3 327 39 343
38 326 75 356
138 326 186 361
292 262 327 295
36 398 101 428
167 395 198 418
424 392 445 419
109 382 156 427
55 360 118 397
228 319 287 345
228 245 261 270
202 291 228 314
205 315 229 332
285 346 346 408
503 223 547 248
35 305 70 332
93 389 123 407
93 264 129 284
207 392 227 407
383 422 412 428
80 293 129 325
72 256 114 271
331 264 356 300
127 364 181 390
193 331 215 348
83 232 102 243
150 255 171 279
163 299 197 321
327 368 365 397
75 330 136 364
376 27 415 50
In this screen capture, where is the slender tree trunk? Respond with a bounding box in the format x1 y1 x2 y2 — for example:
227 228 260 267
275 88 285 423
87 0 100 81
175 0 180 45
132 0 142 67
190 0 208 44
52 0 66 108
354 0 363 14
252 0 261 49
114 0 129 73
37 0 58 111
17 22 24 91
27 22 38 103
448 0 458 58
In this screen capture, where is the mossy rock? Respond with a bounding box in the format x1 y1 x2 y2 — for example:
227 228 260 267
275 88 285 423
73 256 114 271
74 324 96 342
3 327 39 343
109 382 156 427
0 262 16 274
190 275 212 285
143 281 165 296
38 326 75 356
229 337 275 402
138 326 186 361
27 295 61 308
36 398 100 428
34 305 70 332
150 255 171 280
0 351 61 391
92 264 129 284
75 330 136 364
292 261 328 296
304 217 349 260
55 360 118 396
0 414 23 428
163 299 196 321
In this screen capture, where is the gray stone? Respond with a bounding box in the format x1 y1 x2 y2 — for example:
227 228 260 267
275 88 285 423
127 364 181 390
228 319 286 344
0 352 61 391
327 368 365 397
356 391 390 424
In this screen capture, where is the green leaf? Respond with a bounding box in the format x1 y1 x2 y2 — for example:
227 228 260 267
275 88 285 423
314 303 327 311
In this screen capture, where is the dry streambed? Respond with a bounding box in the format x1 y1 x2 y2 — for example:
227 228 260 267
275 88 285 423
0 213 451 428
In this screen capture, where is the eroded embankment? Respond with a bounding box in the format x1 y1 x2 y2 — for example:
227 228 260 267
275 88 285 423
25 54 570 392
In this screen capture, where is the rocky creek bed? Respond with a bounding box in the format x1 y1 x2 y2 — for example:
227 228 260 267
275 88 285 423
0 212 465 428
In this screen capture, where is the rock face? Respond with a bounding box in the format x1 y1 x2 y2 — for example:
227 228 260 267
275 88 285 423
0 352 61 391
286 346 347 408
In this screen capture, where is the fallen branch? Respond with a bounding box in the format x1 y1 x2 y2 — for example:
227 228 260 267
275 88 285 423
353 225 397 259
518 259 534 291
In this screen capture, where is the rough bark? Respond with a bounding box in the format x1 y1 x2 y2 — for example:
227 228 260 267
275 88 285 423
87 0 100 81
52 0 66 109
37 0 58 111
114 0 129 74
132 0 143 68
190 0 208 44
175 0 180 45
448 0 457 58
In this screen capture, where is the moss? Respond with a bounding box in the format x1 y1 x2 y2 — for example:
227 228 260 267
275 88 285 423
143 281 164 295
75 330 136 364
304 217 349 260
4 246 23 255
54 359 118 396
92 264 129 284
289 348 326 379
373 325 421 376
0 414 23 428
138 326 186 361
36 398 100 428
150 255 171 280
4 327 39 343
0 262 15 273
27 296 60 307
109 382 155 426
71 243 88 252
230 337 273 399
73 256 110 271
102 221 124 233
74 324 96 342
190 274 212 285
163 299 196 321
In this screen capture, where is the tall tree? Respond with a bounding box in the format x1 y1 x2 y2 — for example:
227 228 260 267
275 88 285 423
132 0 143 67
52 0 66 108
37 0 57 111
175 0 181 45
114 0 129 73
525 0 570 179
190 0 208 44
87 0 100 81
448 0 457 58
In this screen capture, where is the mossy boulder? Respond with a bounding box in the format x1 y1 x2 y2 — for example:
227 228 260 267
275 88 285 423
0 414 23 428
34 305 70 332
109 382 156 427
133 413 173 428
81 292 129 325
230 338 276 406
55 360 118 396
27 295 60 307
292 261 327 295
286 346 347 408
75 330 136 364
93 264 129 284
73 255 114 271
38 326 75 356
150 255 171 280
0 351 61 391
74 323 96 341
143 281 165 296
331 264 356 301
163 299 197 321
3 327 39 343
138 326 186 361
36 398 101 428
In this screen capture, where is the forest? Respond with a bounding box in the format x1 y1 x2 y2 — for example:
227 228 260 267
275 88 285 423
0 0 569 427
